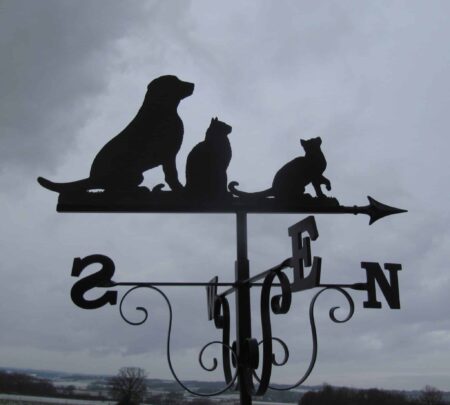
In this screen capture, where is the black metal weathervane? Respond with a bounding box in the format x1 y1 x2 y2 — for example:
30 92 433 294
38 75 406 405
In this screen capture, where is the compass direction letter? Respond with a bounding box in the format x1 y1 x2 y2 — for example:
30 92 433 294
361 262 402 309
71 254 118 309
288 216 322 292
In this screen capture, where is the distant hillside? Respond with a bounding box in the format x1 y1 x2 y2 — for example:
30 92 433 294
0 366 318 393
1 366 449 404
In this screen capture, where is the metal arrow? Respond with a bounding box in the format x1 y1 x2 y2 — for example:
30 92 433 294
55 193 407 225
339 196 407 225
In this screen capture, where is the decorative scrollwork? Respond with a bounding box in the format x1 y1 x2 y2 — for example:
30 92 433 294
271 337 289 366
253 336 289 385
119 286 238 397
213 295 235 385
199 341 223 372
266 286 355 392
248 269 292 396
118 283 354 397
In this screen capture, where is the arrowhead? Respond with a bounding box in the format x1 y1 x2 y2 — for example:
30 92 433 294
367 196 407 225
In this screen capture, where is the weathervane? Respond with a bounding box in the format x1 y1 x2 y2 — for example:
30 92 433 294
38 75 406 405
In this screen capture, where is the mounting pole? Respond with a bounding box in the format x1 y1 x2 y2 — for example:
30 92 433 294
235 211 252 404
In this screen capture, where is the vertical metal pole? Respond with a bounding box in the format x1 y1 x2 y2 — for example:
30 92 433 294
235 211 252 405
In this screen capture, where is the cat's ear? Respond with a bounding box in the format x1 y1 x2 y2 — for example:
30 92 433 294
214 117 218 121
317 137 322 145
300 139 306 147
210 117 215 124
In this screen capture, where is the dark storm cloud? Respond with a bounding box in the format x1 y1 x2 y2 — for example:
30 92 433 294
0 0 158 172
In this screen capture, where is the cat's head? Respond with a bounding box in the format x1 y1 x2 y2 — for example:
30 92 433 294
206 117 232 138
300 137 322 153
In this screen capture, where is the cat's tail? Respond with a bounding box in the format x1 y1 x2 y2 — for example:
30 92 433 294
37 176 96 193
228 181 273 199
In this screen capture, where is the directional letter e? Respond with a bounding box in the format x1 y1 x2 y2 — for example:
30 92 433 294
361 262 402 309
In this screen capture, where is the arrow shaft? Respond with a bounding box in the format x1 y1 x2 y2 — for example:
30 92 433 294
56 194 406 224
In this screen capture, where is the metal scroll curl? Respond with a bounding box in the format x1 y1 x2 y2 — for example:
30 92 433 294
119 286 238 397
248 269 292 396
212 295 235 385
259 286 355 392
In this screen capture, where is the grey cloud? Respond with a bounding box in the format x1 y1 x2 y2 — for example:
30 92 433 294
0 0 191 173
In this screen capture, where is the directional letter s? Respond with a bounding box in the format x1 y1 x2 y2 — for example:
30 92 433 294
71 254 118 309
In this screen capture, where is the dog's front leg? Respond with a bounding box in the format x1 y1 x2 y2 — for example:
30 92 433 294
163 158 183 191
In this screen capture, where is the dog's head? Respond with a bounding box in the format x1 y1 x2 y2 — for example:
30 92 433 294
145 75 194 106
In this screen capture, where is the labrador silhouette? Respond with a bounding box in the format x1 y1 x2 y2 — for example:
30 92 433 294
38 75 194 193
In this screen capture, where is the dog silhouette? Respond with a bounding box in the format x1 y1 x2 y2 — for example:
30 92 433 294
38 75 194 193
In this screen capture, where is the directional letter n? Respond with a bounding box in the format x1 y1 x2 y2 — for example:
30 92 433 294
361 262 402 309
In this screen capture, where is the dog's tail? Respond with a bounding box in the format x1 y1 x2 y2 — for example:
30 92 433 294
228 181 273 199
37 176 95 193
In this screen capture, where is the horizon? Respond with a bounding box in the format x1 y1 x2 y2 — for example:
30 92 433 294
0 365 446 394
0 366 444 394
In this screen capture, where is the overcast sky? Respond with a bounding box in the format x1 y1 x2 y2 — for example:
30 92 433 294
1 0 450 393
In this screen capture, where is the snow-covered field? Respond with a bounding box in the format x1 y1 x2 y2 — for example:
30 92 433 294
52 381 92 390
0 394 116 405
0 393 296 404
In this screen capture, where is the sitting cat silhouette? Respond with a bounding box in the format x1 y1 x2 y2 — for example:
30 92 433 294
37 75 194 193
229 137 331 200
185 117 232 199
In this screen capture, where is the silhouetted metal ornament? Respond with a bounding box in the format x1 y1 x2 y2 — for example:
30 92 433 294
365 196 408 225
118 285 238 397
251 269 292 396
38 75 407 404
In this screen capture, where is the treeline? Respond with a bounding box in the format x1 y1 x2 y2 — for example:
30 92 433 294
299 384 447 405
0 371 106 401
0 371 58 397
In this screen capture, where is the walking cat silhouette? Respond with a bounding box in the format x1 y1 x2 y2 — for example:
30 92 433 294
229 137 331 200
185 117 232 199
37 75 194 193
